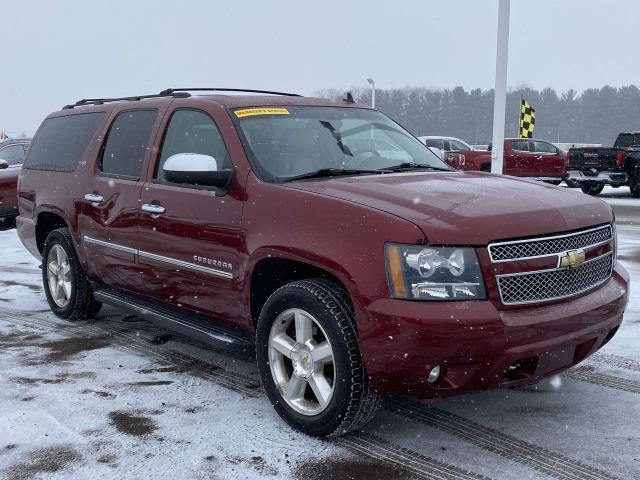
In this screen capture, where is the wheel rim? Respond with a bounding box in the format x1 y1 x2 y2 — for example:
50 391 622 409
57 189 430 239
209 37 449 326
268 308 335 416
46 244 72 308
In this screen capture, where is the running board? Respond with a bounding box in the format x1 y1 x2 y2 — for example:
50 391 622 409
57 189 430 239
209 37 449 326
92 285 254 353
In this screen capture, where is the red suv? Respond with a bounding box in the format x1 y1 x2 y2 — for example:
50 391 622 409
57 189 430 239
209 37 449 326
17 89 629 437
0 138 31 228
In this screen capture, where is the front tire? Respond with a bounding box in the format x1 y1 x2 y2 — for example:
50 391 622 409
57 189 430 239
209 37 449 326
42 228 102 320
256 279 380 437
580 182 605 196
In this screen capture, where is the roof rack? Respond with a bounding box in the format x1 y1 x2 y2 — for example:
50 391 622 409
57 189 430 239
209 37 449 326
159 88 302 97
62 87 302 110
62 91 190 110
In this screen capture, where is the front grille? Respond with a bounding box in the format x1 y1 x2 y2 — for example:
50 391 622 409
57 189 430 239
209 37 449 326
489 224 612 262
496 253 613 305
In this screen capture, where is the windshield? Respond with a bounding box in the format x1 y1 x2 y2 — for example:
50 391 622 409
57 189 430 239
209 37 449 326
233 106 449 181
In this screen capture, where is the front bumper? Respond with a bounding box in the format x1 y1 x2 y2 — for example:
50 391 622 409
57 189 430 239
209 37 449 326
359 263 629 398
566 170 628 185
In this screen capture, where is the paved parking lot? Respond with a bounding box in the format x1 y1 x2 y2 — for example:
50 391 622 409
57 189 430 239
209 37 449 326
0 187 638 480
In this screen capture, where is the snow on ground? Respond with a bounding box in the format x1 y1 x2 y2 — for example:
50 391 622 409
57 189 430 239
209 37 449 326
0 192 638 480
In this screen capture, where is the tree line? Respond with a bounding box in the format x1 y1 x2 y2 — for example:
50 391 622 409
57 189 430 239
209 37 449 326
317 85 640 146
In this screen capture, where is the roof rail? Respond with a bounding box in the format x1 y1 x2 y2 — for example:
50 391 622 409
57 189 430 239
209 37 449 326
62 91 191 110
159 88 302 97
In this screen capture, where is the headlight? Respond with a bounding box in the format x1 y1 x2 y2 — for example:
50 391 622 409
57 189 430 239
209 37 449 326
385 244 487 300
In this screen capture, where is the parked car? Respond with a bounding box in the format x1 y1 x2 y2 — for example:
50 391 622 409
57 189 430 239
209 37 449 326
566 132 640 196
17 89 628 437
419 136 568 184
0 138 31 228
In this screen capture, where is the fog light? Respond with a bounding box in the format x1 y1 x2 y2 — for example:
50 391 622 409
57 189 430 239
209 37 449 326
427 365 441 384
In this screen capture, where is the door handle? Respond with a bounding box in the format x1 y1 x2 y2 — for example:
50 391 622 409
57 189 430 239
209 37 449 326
141 204 166 214
84 193 104 205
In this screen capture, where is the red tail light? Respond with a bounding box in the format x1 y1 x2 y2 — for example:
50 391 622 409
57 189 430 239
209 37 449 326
615 150 625 168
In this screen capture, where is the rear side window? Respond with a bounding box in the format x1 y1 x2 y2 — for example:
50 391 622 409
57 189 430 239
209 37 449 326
511 140 530 152
100 109 158 179
424 139 444 149
25 112 105 172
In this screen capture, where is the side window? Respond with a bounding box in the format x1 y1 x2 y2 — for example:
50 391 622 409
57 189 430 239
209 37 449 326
533 141 558 154
24 112 105 172
511 140 529 152
425 139 444 149
100 110 158 179
448 140 468 151
155 109 230 184
0 145 25 165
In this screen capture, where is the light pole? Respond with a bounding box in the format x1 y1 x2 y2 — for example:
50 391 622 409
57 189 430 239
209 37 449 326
366 78 375 108
490 0 510 174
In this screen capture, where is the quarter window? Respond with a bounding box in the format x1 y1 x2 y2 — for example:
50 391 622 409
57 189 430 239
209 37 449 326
155 109 230 184
101 110 158 179
25 112 105 172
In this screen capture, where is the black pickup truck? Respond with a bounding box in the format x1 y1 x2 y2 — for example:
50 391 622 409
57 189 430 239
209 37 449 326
567 132 640 196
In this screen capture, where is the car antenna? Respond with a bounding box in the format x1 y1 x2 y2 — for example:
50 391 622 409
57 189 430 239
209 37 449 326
343 92 355 103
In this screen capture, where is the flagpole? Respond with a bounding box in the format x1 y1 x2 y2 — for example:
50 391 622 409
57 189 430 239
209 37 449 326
490 0 510 174
519 95 523 139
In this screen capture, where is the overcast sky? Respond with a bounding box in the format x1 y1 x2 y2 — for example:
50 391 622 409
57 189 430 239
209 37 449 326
2 0 639 133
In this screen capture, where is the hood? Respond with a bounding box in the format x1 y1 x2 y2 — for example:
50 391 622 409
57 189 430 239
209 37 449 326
286 171 613 245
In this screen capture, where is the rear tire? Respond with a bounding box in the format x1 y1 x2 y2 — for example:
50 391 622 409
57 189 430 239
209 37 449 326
42 228 102 320
256 279 380 437
565 180 580 188
631 181 640 198
580 182 604 196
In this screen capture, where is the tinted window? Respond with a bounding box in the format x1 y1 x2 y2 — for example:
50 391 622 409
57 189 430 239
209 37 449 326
156 109 230 184
25 112 105 172
511 140 530 152
533 141 557 154
614 133 640 148
101 110 157 178
0 145 25 165
424 139 444 149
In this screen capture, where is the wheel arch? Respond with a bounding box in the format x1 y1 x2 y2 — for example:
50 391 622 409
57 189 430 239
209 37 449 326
247 250 356 328
35 211 70 253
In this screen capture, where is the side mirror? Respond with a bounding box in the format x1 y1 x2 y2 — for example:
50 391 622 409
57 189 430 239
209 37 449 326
0 159 8 170
163 153 233 192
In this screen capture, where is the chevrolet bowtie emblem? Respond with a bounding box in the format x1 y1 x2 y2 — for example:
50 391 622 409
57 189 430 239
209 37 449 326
560 249 586 269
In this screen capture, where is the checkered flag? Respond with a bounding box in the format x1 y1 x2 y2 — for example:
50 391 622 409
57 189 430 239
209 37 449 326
519 99 535 138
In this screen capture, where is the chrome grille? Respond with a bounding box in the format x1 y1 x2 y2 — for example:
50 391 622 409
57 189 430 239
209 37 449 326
489 225 612 262
496 253 613 305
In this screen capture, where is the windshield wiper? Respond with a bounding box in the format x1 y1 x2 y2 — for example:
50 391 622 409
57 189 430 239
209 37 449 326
380 162 451 172
319 121 354 156
284 168 381 182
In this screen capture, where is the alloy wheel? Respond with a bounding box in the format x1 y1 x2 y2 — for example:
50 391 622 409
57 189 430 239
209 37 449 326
47 244 72 308
268 308 335 416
